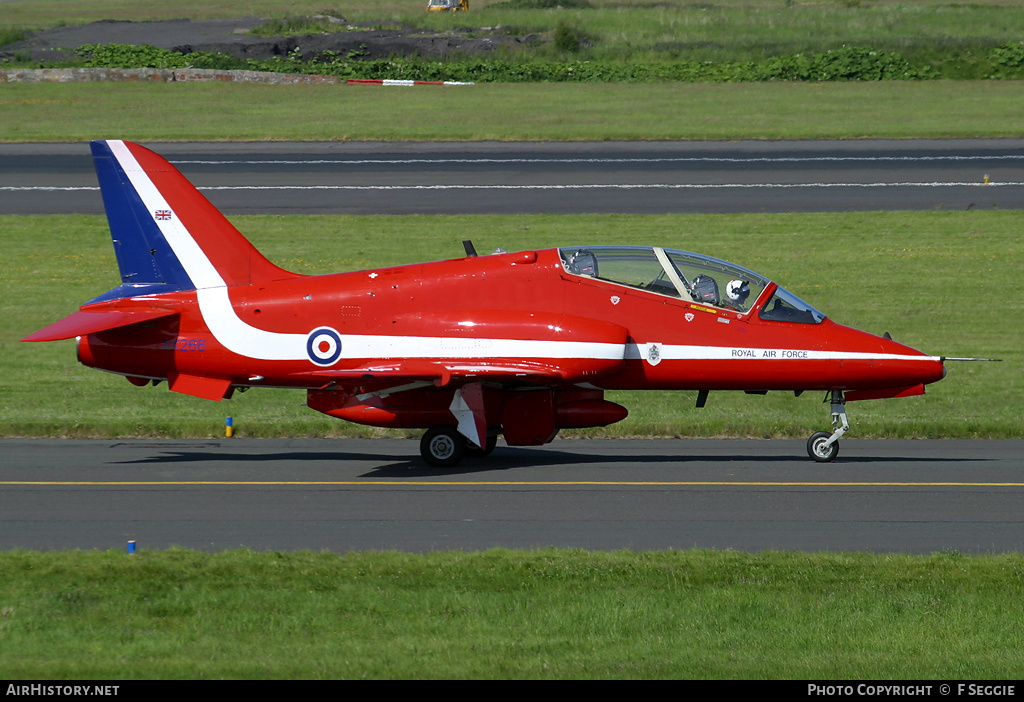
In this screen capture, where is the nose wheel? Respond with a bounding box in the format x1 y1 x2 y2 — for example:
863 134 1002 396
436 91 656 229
807 391 848 463
807 431 839 462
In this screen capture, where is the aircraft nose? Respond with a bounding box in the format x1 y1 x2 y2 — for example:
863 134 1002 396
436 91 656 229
883 337 945 385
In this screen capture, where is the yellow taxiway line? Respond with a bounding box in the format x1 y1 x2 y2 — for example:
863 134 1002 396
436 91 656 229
2 481 1024 487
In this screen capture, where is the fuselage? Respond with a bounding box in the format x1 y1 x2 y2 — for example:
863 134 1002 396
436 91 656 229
76 246 946 396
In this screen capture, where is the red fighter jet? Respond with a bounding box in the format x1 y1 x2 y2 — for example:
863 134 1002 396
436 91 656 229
24 140 958 466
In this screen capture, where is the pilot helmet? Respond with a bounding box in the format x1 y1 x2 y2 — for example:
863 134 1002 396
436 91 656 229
690 274 719 305
726 279 751 305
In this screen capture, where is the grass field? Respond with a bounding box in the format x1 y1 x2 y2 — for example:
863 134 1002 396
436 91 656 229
4 80 1024 142
3 211 1019 441
2 548 1023 679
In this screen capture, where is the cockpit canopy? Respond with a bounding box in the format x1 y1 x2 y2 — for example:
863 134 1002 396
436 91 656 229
559 246 825 324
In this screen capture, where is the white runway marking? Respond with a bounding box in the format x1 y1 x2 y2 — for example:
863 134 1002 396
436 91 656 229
168 155 1024 166
6 181 1023 192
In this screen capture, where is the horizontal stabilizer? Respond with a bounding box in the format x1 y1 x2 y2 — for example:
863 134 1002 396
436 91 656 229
22 307 178 342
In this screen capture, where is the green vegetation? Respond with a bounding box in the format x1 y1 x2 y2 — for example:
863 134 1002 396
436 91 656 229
6 1 1024 82
2 211 1018 440
0 27 27 48
2 548 1023 679
67 41 976 82
5 1 1024 64
247 15 348 38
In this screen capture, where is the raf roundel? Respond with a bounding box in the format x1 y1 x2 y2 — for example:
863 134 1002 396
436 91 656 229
306 327 343 366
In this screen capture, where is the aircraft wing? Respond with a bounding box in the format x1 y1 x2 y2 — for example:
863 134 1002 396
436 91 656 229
304 358 600 452
304 358 570 388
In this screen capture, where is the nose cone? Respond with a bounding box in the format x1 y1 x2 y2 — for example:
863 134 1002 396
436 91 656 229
877 334 946 386
825 323 945 390
888 339 942 384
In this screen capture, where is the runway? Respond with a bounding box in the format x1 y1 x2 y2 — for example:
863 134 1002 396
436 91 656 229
2 438 1022 554
3 138 1024 214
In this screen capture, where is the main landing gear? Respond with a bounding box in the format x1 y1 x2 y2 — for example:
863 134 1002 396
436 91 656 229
806 390 849 463
420 425 497 468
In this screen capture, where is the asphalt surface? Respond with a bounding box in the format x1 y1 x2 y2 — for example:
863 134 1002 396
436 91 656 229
3 438 1023 554
3 139 1024 215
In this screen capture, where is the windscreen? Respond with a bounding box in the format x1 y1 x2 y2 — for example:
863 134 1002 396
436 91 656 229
758 286 826 324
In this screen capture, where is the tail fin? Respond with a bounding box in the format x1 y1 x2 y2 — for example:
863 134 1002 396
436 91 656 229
90 140 296 298
22 141 300 342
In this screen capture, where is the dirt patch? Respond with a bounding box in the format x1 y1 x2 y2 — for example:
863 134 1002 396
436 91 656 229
1 17 538 64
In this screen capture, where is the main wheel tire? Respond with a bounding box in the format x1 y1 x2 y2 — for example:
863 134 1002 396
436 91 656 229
420 425 465 468
807 431 839 463
465 434 498 457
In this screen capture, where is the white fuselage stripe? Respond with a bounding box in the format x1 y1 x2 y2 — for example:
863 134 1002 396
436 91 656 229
624 343 939 364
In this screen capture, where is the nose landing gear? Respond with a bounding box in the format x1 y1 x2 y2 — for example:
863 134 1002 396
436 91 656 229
807 390 848 463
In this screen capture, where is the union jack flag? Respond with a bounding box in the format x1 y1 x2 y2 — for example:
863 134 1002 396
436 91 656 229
155 209 172 220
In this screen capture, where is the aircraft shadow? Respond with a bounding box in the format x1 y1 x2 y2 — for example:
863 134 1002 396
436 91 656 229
366 448 984 477
110 445 984 478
